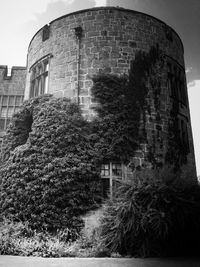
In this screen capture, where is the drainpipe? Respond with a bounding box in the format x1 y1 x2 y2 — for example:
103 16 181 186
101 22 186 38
74 26 83 105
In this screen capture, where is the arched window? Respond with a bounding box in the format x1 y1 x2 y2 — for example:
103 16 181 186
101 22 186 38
29 56 50 98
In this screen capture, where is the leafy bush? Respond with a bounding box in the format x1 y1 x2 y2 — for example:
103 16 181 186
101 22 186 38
0 96 101 233
0 218 74 257
99 173 200 257
0 217 110 257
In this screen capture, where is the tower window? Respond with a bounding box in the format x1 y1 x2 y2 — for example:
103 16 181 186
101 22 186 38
165 26 173 41
30 57 50 98
167 62 187 106
180 119 190 153
42 25 50 42
100 162 124 199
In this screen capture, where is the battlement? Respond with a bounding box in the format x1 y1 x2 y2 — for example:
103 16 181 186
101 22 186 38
0 65 26 96
0 65 26 80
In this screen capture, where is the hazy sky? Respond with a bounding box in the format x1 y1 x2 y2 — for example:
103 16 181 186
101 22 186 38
0 0 199 175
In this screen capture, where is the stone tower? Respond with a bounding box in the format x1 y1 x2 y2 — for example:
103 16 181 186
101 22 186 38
24 7 196 180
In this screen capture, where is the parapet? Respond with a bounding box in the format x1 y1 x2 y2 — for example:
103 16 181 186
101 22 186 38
0 65 26 80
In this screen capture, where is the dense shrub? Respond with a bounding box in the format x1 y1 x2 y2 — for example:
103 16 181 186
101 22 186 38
99 173 200 257
0 96 101 233
0 218 74 257
0 217 111 257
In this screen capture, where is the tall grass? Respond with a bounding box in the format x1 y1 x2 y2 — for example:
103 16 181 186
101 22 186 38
99 170 200 257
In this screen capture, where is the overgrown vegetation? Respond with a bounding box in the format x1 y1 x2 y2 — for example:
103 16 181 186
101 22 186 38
0 96 101 233
0 45 197 257
0 217 109 257
91 46 163 165
98 171 200 257
1 169 199 258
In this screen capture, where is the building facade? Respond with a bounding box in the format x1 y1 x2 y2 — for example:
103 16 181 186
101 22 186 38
0 7 197 188
0 66 26 152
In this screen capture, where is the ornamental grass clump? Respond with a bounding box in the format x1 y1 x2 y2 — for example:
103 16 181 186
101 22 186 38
99 173 200 257
0 95 101 234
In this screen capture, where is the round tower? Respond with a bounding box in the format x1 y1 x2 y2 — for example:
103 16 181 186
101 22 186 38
25 7 196 178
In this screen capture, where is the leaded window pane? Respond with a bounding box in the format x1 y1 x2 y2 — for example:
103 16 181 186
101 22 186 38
8 96 15 106
2 96 8 106
1 107 7 117
16 96 22 106
112 163 122 177
7 107 14 117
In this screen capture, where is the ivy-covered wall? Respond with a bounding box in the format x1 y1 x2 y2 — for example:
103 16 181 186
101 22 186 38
25 6 185 118
24 7 196 178
91 46 196 179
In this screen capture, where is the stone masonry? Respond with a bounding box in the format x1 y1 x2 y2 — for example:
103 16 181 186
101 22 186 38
25 7 184 114
24 7 196 177
0 66 26 96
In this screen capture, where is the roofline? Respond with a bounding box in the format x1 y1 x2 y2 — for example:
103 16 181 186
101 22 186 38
0 65 26 70
28 6 184 53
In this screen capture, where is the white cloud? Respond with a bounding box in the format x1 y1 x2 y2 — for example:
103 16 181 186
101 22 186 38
188 80 196 88
27 0 76 21
0 0 85 67
188 80 200 176
94 0 107 7
186 67 193 74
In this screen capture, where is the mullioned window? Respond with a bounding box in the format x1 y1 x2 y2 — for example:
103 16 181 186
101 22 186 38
30 57 49 98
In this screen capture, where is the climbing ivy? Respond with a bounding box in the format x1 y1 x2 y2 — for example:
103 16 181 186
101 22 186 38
0 45 190 234
165 99 189 170
91 46 163 166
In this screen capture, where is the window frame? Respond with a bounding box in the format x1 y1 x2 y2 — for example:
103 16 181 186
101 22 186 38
100 162 125 199
167 60 188 107
29 55 51 99
0 95 24 132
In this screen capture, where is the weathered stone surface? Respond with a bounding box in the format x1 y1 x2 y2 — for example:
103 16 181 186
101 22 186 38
0 66 26 96
25 7 184 109
24 7 196 177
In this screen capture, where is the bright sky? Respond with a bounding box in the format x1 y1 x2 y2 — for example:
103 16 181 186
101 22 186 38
0 0 199 175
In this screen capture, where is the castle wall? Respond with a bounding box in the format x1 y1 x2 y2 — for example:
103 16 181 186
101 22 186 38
0 66 26 95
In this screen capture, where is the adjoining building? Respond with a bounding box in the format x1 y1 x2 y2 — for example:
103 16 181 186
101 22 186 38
0 7 197 192
0 66 26 152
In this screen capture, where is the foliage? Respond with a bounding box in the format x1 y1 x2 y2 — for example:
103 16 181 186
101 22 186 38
0 45 195 257
91 46 163 164
0 218 75 257
98 171 200 257
0 217 110 257
0 96 101 233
